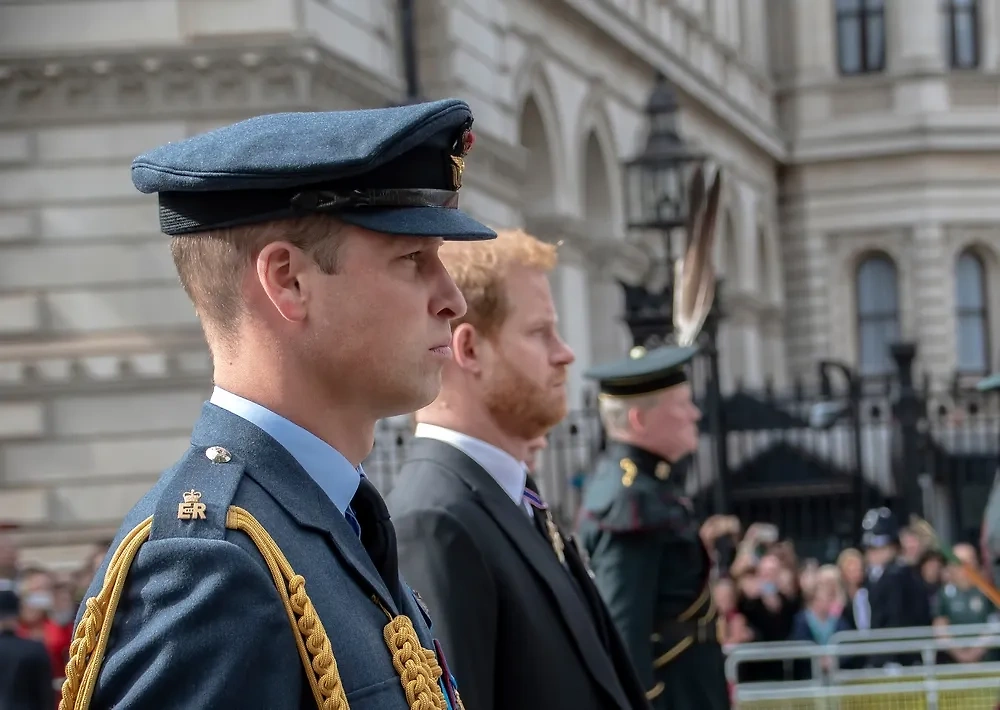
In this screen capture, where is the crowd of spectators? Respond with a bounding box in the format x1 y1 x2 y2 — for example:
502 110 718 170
0 535 109 710
2 515 996 708
713 522 998 685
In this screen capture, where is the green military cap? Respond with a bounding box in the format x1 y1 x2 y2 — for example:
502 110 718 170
977 372 1000 392
583 345 698 398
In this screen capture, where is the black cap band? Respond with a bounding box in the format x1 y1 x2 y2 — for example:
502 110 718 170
598 369 689 398
159 186 460 236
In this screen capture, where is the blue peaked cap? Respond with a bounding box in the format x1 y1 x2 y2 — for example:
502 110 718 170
131 98 496 240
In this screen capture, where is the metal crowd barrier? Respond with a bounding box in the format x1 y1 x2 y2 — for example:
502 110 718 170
726 625 1000 709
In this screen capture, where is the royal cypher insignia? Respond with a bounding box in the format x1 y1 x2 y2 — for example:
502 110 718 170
177 489 207 521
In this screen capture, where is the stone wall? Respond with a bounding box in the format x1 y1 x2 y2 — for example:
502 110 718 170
0 0 788 566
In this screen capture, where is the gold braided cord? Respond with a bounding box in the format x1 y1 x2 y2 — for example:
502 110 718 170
57 507 351 710
373 597 449 710
57 503 450 710
60 516 153 710
226 506 349 710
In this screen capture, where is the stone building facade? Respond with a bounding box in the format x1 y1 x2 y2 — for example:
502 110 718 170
0 0 997 566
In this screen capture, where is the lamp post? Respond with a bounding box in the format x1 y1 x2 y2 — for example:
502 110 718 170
620 72 705 348
619 73 728 514
810 360 866 547
891 342 925 522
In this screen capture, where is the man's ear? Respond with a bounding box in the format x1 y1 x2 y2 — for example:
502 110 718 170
452 322 483 374
255 241 313 323
626 404 646 434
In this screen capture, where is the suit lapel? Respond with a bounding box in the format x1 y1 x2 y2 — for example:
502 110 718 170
190 403 399 615
406 438 629 709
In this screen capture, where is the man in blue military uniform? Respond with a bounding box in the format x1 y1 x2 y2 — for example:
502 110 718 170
61 100 494 709
577 345 731 709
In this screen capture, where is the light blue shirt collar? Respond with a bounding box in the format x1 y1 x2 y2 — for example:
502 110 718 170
210 387 361 516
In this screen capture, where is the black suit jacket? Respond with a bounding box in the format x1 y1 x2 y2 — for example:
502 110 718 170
0 630 54 710
387 438 649 710
865 560 932 666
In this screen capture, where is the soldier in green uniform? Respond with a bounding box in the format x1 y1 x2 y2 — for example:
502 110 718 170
577 344 733 709
933 543 999 664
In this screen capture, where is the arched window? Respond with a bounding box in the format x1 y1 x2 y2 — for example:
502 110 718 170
955 250 989 373
943 0 979 69
836 0 886 75
856 254 900 375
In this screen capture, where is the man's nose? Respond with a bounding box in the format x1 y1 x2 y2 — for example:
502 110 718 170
552 335 575 365
433 268 467 320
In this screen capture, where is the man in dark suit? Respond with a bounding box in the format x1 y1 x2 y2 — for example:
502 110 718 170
63 100 495 709
387 228 650 710
0 588 54 710
576 345 731 709
856 507 932 667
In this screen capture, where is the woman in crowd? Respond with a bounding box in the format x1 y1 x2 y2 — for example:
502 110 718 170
790 565 851 678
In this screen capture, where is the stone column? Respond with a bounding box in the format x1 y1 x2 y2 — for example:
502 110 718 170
551 247 594 410
980 0 1000 71
890 0 949 113
910 223 952 384
790 0 837 84
890 0 946 74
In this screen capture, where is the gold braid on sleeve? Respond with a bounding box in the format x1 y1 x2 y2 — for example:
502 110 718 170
58 506 351 710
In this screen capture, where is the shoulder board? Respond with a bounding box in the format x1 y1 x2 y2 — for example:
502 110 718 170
148 444 247 543
581 455 686 534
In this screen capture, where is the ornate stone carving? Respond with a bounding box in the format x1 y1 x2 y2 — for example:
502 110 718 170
0 40 403 126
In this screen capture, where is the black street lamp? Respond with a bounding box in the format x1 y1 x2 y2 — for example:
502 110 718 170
810 360 867 547
623 73 705 234
618 73 729 516
891 342 926 522
620 73 705 348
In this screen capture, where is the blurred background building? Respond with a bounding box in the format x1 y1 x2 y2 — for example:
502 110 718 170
1 0 999 567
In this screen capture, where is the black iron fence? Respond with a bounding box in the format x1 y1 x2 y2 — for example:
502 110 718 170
364 347 1000 562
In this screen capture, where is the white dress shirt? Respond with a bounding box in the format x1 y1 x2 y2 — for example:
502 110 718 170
413 423 533 516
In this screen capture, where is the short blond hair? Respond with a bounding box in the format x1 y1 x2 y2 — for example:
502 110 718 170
170 214 344 341
836 547 863 569
597 392 659 435
438 228 557 336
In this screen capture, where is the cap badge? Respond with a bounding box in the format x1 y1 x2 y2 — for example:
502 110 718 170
449 128 475 191
629 346 646 360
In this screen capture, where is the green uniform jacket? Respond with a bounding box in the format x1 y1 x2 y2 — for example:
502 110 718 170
577 441 729 710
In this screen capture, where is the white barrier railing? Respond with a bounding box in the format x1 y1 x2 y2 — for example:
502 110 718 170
726 626 1000 709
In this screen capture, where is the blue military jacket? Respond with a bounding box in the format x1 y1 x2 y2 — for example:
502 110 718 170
70 403 457 709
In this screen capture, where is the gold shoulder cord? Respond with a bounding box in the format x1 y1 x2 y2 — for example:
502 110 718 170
59 506 452 710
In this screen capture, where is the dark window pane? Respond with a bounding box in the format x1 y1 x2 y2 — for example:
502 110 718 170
956 252 985 308
954 12 978 67
957 315 988 372
837 0 862 10
857 257 899 316
866 14 886 69
857 256 901 375
955 251 989 373
859 318 900 375
839 17 863 73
